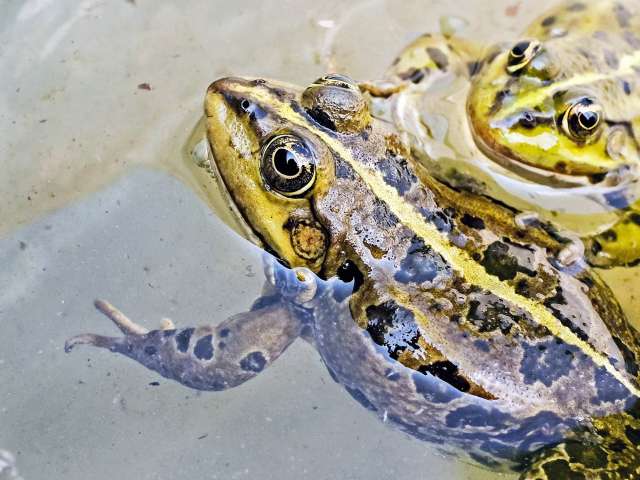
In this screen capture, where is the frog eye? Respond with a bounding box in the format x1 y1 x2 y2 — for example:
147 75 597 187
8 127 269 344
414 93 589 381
506 40 542 74
301 74 371 134
560 98 603 142
260 134 316 197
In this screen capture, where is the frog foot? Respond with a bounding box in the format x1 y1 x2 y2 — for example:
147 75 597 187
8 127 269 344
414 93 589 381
65 297 302 391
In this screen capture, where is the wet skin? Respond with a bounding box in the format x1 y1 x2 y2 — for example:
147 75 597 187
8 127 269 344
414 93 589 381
67 71 640 479
385 0 640 267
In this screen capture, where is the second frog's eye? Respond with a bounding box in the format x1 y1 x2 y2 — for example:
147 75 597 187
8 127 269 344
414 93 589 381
260 134 316 197
507 40 542 74
560 97 603 142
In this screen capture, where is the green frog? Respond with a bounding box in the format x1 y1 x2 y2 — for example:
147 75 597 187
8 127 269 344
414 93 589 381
381 0 640 268
67 72 640 478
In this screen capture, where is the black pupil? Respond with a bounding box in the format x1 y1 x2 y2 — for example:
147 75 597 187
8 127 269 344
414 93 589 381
579 110 599 129
240 99 251 111
511 41 530 58
273 148 300 177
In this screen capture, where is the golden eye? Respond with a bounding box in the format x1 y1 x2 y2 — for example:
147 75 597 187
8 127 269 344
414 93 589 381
506 40 542 74
260 134 316 197
560 98 603 142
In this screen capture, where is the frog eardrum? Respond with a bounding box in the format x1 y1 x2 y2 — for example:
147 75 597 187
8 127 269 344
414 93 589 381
301 74 371 134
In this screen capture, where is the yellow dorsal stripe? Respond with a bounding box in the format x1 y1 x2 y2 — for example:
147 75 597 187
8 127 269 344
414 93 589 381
501 49 640 118
235 84 640 398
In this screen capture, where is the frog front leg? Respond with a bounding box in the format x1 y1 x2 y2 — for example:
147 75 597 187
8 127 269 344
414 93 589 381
585 199 640 268
65 296 302 391
385 33 484 85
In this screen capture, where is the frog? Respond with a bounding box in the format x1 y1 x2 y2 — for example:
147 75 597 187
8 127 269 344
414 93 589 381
66 73 640 478
377 0 640 268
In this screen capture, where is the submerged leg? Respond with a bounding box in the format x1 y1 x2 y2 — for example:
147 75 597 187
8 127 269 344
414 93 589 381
520 413 640 480
65 298 302 391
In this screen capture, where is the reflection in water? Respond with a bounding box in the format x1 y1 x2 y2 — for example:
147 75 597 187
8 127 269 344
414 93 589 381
0 450 22 480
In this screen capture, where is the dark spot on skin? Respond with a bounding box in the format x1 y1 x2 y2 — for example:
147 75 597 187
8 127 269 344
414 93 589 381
614 3 631 28
593 31 608 41
148 381 160 386
445 405 512 429
625 425 640 444
468 295 520 335
395 237 450 284
592 366 629 404
344 385 377 412
481 241 532 281
544 288 590 343
175 328 194 353
541 16 556 27
336 260 364 293
467 60 483 76
335 158 356 179
366 301 420 358
398 68 425 84
378 156 417 195
474 340 490 353
426 47 449 70
19 241 27 250
542 459 585 480
489 89 512 116
420 361 470 393
144 345 157 356
630 212 640 225
194 334 214 361
564 441 609 469
624 31 640 49
239 351 267 373
460 213 485 230
219 328 230 338
604 50 619 69
622 80 632 95
420 208 453 234
566 3 586 12
371 197 401 228
520 340 578 387
603 190 631 209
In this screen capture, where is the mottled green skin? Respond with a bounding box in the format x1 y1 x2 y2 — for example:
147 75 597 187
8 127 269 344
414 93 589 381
67 72 640 479
386 0 640 268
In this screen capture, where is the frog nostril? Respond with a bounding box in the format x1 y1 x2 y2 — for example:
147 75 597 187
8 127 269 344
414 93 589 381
519 111 537 129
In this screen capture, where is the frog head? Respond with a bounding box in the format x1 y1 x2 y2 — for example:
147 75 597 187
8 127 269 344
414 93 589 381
204 74 372 272
468 39 639 185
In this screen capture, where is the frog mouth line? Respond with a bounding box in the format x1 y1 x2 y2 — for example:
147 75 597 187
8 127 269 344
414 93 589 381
203 139 266 249
468 118 596 189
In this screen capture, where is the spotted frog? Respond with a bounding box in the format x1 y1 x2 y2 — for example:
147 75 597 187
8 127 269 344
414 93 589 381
67 71 640 478
382 0 640 267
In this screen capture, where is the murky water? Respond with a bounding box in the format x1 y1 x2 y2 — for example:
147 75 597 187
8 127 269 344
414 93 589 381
2 1 639 479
